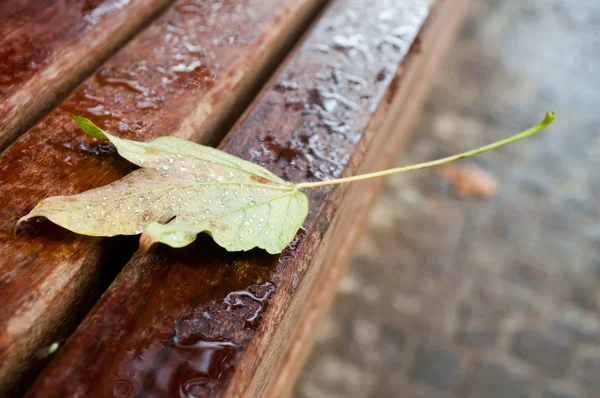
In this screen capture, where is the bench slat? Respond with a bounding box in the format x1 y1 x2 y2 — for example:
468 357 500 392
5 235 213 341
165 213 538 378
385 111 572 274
0 0 175 150
25 0 464 396
0 0 324 395
268 1 468 394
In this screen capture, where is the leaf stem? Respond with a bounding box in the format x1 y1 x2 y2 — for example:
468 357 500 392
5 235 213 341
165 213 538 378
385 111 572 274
295 112 555 190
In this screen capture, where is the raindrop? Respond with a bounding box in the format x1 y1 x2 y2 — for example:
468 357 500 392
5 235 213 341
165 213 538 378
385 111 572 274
379 8 396 20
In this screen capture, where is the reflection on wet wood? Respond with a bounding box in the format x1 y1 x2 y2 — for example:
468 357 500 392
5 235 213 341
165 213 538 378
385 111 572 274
0 0 175 150
0 0 325 395
24 0 467 396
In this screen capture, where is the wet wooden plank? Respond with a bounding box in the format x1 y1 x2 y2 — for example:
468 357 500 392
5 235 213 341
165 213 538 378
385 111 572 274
268 0 469 394
0 0 326 395
23 0 461 396
0 0 176 150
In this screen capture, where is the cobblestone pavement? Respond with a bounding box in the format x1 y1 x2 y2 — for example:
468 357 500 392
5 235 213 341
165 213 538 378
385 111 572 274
294 1 600 397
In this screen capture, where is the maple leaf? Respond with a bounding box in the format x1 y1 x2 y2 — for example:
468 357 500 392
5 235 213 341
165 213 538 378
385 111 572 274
18 113 555 254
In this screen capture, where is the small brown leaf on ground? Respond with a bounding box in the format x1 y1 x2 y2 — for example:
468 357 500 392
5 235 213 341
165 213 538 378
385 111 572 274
436 163 499 199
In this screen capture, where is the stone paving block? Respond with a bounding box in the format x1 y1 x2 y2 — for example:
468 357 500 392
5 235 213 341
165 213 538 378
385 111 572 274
585 258 600 282
372 376 444 398
471 279 540 317
299 355 376 398
410 345 461 390
456 301 499 347
578 352 600 390
562 276 600 313
506 258 549 293
554 308 600 342
511 328 573 377
467 360 531 398
376 323 410 370
344 316 386 366
542 386 581 398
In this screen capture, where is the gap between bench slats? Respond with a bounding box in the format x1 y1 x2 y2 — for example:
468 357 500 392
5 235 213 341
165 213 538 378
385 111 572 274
25 0 441 397
0 0 327 395
0 0 176 151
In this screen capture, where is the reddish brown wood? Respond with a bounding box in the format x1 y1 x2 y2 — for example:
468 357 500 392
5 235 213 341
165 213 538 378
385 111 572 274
25 0 443 397
267 1 469 395
0 0 178 150
0 0 325 395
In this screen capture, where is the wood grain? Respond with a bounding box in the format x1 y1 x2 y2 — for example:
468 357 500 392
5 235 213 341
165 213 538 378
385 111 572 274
267 0 470 395
0 0 177 150
25 0 443 397
0 0 325 395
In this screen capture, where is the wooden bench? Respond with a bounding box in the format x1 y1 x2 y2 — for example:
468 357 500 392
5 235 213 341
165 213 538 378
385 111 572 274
0 0 467 396
0 0 175 150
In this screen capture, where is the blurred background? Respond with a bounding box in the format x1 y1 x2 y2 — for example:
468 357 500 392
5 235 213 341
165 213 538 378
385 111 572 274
295 0 600 397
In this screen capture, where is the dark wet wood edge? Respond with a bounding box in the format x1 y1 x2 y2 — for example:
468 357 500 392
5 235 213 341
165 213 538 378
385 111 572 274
25 0 437 397
0 0 176 150
265 0 470 394
0 1 326 395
